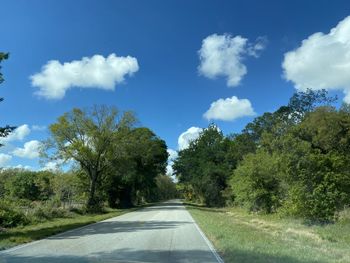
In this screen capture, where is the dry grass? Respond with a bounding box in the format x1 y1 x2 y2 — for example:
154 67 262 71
187 205 350 263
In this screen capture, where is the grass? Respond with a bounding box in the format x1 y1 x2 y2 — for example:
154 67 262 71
0 207 136 251
186 204 350 263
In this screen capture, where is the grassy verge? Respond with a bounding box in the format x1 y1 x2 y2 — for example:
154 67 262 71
0 207 137 251
186 204 350 263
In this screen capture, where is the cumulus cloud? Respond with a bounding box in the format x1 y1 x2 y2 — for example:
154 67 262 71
166 164 174 176
166 148 178 176
13 140 42 159
12 164 34 170
204 96 255 121
178 127 203 150
42 160 64 171
198 34 266 87
0 153 12 167
0 124 30 144
283 16 350 103
167 148 178 161
31 53 139 99
32 125 46 131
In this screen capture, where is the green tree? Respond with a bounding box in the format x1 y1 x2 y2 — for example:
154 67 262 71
44 105 136 210
154 175 178 201
231 150 282 213
277 107 350 222
174 125 230 206
0 52 15 147
105 127 168 207
4 170 40 200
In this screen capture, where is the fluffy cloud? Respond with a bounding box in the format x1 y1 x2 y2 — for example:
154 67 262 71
12 164 34 170
31 125 46 131
178 127 203 150
31 53 139 99
283 16 350 103
166 164 174 176
166 148 178 176
42 161 58 171
198 34 266 87
203 96 255 121
167 148 178 161
0 153 12 167
13 140 42 159
0 124 30 144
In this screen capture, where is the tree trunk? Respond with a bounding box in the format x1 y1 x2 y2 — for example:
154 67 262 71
87 170 98 211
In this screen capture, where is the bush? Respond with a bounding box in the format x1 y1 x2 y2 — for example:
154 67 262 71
280 152 350 223
0 201 28 228
29 199 70 221
231 150 282 213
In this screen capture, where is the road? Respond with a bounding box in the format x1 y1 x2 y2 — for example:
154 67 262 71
0 200 223 263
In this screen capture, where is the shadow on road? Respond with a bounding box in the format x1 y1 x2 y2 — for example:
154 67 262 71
48 220 192 240
0 247 324 263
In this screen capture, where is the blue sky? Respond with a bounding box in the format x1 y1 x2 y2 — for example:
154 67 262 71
1 0 350 170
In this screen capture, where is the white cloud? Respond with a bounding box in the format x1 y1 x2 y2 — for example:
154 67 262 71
42 160 62 171
12 164 34 170
32 125 46 131
31 53 139 99
0 153 12 167
0 124 30 144
203 96 255 121
178 127 203 150
283 16 350 103
166 164 174 176
167 148 178 161
13 140 42 159
198 34 266 87
166 149 178 176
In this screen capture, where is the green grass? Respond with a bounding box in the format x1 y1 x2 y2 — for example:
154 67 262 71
186 204 350 263
0 207 135 251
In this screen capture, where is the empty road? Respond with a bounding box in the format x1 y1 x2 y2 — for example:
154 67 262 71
0 200 223 263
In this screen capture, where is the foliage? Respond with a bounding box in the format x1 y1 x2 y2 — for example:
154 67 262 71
0 52 15 147
154 175 178 201
231 150 282 213
104 127 168 207
276 107 350 222
44 105 136 210
0 200 28 228
174 125 230 206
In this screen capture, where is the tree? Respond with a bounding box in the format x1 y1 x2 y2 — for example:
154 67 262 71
154 175 178 201
231 150 282 213
105 127 168 207
174 125 230 206
276 107 350 222
0 52 15 147
44 105 136 210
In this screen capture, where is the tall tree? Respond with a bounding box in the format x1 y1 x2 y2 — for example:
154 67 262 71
174 125 230 206
105 127 168 207
43 105 136 210
0 52 15 146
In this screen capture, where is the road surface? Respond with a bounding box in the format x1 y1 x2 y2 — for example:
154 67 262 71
0 200 223 263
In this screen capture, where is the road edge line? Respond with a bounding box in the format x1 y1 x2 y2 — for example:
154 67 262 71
187 209 224 263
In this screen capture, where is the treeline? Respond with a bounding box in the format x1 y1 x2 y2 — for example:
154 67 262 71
174 90 350 223
44 106 177 210
0 106 177 228
0 168 176 228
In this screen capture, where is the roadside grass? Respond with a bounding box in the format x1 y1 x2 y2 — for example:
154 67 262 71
186 204 350 263
0 207 137 251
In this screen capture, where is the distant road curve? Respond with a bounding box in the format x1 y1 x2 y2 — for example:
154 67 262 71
0 199 223 263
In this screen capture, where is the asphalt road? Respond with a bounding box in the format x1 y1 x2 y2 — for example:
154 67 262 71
0 200 223 263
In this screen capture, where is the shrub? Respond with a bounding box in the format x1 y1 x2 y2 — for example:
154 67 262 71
231 150 282 213
0 201 28 228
